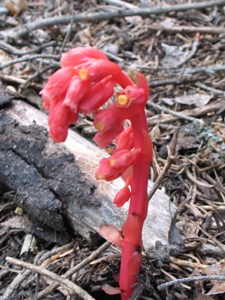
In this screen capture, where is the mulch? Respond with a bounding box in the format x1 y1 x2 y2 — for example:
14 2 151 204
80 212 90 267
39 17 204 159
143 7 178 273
0 0 225 299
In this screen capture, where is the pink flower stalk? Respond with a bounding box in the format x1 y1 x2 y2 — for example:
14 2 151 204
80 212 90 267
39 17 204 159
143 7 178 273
40 47 153 300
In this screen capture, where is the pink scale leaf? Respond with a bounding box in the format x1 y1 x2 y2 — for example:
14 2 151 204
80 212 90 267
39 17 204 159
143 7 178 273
101 284 121 295
98 224 123 247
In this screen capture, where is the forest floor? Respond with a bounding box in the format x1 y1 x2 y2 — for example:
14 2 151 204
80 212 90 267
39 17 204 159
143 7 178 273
1 1 225 299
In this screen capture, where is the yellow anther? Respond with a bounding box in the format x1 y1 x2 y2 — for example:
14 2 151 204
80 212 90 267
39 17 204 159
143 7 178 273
95 122 105 132
109 158 115 166
79 68 88 80
97 173 105 179
117 94 130 106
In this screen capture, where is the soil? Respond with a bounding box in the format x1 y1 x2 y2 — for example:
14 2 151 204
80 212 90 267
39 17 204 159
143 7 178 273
0 1 225 300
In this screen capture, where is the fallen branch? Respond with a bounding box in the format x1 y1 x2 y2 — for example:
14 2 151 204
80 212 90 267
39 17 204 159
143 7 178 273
147 25 225 35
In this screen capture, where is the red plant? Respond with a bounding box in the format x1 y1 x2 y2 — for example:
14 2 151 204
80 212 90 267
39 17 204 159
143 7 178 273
40 47 153 300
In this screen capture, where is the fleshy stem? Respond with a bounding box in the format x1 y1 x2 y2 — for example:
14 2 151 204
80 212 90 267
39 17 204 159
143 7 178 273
120 111 152 299
113 71 152 298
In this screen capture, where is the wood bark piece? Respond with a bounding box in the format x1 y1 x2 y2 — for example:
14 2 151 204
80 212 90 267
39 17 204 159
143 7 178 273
0 97 176 248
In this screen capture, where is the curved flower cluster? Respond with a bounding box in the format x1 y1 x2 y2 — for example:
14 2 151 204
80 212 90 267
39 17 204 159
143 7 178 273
41 47 121 142
40 47 153 300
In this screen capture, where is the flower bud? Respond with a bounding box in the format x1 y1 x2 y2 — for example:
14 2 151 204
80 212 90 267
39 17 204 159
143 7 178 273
79 76 115 114
114 186 131 207
109 149 140 169
93 125 124 149
62 76 90 112
40 67 76 110
116 126 134 150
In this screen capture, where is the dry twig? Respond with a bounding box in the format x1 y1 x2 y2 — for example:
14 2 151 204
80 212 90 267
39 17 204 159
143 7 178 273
6 257 95 300
0 54 60 70
147 102 201 124
0 74 43 89
149 76 207 88
158 275 225 291
0 41 57 56
1 270 31 300
147 101 224 125
194 82 225 96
